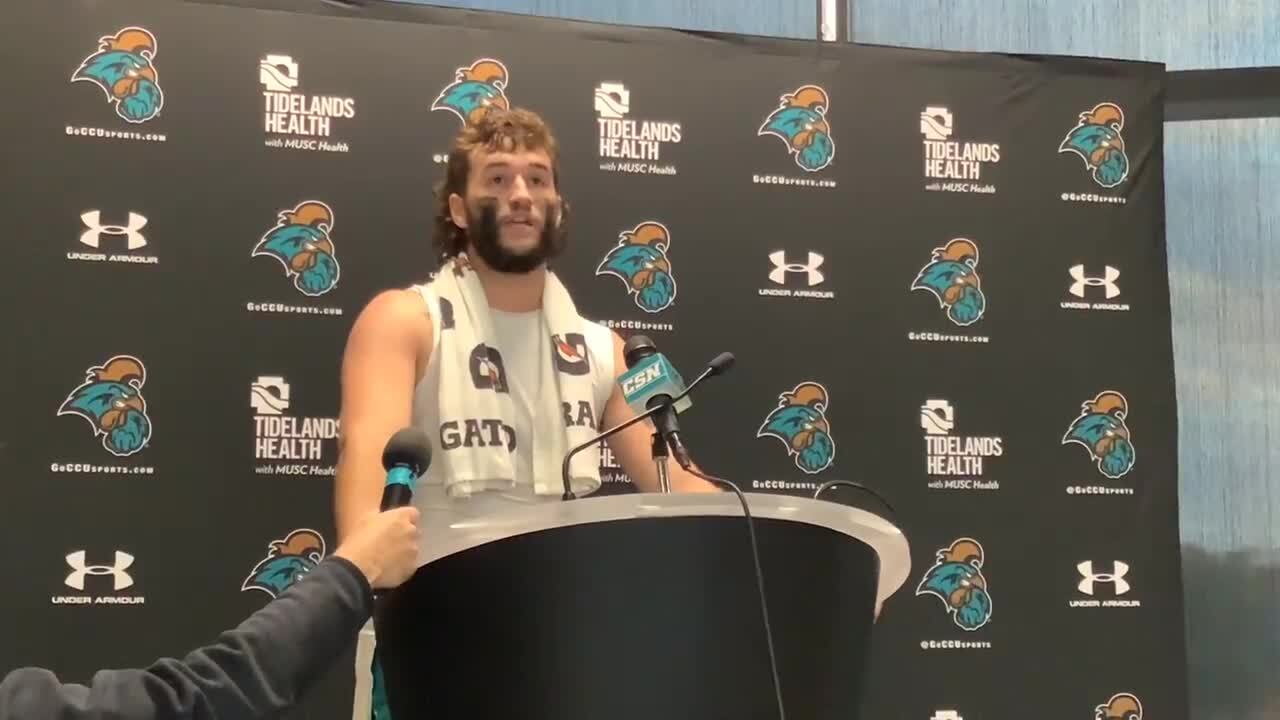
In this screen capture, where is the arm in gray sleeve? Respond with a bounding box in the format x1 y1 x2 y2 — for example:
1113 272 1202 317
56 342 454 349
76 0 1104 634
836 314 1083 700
0 556 373 720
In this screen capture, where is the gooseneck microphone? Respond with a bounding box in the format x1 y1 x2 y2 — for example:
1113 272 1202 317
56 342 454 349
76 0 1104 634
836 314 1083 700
380 427 432 511
561 345 735 498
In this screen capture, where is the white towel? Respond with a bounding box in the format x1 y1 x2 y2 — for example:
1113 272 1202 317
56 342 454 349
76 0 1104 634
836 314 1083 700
428 253 601 498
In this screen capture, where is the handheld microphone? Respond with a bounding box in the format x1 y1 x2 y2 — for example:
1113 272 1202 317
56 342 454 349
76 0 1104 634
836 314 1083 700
560 345 736 499
618 335 694 469
380 427 432 511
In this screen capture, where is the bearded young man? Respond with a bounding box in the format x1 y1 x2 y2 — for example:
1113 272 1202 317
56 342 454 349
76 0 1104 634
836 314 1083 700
334 107 716 542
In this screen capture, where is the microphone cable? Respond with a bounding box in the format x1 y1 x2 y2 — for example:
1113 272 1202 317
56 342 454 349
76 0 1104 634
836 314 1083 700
811 479 896 519
683 465 787 720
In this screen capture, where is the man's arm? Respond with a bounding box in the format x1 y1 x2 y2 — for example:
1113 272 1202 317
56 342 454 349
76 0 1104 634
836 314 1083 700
0 559 371 720
601 332 719 493
0 507 420 720
335 289 432 542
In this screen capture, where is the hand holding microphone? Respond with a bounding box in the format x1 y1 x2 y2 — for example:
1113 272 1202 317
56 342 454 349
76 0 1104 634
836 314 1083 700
334 506 421 590
335 427 432 590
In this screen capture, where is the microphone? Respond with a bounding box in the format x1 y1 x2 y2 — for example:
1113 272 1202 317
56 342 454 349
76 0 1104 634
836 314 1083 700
618 335 694 471
380 427 432 511
558 342 735 499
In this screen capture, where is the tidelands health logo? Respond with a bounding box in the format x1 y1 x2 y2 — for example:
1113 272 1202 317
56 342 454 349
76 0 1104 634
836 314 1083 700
757 382 835 475
251 375 339 477
429 58 510 163
754 85 837 189
241 529 327 599
1063 390 1136 496
1058 102 1129 205
594 82 681 176
259 53 356 153
919 106 1001 194
593 220 676 334
920 399 1003 492
54 355 155 476
248 201 343 317
68 26 167 143
916 538 993 648
908 238 990 345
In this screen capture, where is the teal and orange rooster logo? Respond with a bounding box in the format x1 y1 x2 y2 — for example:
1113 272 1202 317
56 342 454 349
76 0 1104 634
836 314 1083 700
757 382 835 474
431 58 511 126
1063 391 1135 479
757 85 835 172
916 538 992 631
71 26 163 124
241 529 326 599
596 221 677 313
1095 693 1143 720
1059 102 1129 188
253 201 341 297
911 238 985 327
58 355 152 457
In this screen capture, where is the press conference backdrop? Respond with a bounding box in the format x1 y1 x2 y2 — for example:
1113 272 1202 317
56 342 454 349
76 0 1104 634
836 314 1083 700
0 0 1186 718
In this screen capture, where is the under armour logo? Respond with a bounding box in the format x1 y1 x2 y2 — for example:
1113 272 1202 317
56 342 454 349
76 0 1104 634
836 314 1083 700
80 211 148 250
65 550 135 591
1077 560 1130 595
1068 264 1120 299
768 250 825 286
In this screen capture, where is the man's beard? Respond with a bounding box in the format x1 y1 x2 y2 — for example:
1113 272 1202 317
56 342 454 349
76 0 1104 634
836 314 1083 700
466 198 568 274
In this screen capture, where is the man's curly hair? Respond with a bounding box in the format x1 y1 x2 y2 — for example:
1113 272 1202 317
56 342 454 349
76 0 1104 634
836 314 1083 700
432 108 562 263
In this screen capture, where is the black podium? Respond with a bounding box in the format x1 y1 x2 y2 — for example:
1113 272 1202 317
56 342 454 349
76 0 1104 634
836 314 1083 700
372 492 910 719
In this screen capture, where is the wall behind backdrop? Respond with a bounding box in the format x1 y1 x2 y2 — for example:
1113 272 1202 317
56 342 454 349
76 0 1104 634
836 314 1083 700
1 0 1195 719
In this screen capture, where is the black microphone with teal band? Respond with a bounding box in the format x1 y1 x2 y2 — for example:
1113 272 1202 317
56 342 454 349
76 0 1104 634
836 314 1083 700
380 427 432 511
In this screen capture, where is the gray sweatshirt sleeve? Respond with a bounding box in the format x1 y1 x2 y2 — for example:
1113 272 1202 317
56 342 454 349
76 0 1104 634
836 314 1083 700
0 556 374 720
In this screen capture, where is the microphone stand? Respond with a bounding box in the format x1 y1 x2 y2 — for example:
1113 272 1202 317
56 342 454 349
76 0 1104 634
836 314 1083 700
562 403 665 500
650 430 672 493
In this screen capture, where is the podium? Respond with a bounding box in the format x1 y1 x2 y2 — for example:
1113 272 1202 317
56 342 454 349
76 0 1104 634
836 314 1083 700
372 491 910 719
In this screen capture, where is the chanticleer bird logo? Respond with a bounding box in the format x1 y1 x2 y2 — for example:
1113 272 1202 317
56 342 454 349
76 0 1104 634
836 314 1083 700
252 201 341 297
915 538 992 631
1095 693 1143 720
757 85 835 172
58 355 152 457
911 238 985 327
431 58 511 126
1059 102 1129 188
756 382 835 474
1063 391 1135 479
241 529 326 599
595 221 677 313
71 26 164 124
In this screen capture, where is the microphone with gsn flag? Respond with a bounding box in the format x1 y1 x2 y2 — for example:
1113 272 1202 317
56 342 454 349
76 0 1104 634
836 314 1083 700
618 335 694 475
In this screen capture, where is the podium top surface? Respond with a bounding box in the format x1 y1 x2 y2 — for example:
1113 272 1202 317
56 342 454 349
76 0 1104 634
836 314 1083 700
417 491 911 608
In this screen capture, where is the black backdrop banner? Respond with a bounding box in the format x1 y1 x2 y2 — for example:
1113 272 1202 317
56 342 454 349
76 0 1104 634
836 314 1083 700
1 1 1186 718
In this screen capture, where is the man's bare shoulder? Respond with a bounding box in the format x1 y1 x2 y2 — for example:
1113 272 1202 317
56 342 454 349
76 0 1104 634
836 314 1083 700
346 288 432 350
